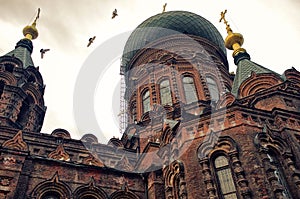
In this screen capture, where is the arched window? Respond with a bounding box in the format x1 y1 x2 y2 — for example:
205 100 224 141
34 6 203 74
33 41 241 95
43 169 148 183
0 80 5 98
267 152 292 199
16 94 35 128
214 155 238 199
206 77 219 102
142 90 150 114
182 76 198 104
159 79 172 106
41 192 60 199
80 196 97 199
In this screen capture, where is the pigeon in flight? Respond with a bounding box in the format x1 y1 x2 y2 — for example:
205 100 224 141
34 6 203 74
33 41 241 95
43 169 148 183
87 36 96 47
40 48 50 59
112 9 118 19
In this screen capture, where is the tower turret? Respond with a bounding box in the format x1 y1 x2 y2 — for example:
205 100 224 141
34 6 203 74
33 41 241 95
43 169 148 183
0 8 46 132
219 10 283 97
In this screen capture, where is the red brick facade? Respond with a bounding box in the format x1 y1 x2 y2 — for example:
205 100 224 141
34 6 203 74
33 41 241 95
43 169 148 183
0 11 300 199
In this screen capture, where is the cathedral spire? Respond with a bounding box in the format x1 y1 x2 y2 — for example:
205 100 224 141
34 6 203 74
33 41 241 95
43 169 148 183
4 8 41 68
219 9 246 57
22 8 40 40
220 10 284 98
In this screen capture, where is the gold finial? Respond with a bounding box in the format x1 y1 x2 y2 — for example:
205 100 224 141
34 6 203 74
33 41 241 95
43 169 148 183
219 9 246 57
23 8 40 40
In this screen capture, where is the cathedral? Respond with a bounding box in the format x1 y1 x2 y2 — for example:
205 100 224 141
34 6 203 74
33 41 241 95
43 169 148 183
0 8 299 199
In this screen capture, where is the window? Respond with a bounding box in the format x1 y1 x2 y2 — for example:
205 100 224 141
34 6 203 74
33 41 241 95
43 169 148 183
0 80 5 98
206 77 219 102
142 90 150 114
267 152 292 199
214 155 237 199
182 76 198 104
81 196 97 199
160 79 172 106
16 94 35 128
41 192 60 199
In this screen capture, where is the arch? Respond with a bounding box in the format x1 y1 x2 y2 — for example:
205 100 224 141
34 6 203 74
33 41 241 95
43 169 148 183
254 124 300 198
73 178 109 199
26 66 44 85
212 154 238 199
16 93 35 129
31 172 72 199
238 72 283 98
0 55 23 68
254 128 289 155
197 136 251 198
22 82 45 107
108 137 124 147
255 129 294 198
81 133 99 144
161 124 172 145
110 190 140 199
51 128 71 139
216 92 235 109
283 67 300 83
0 80 5 99
163 160 187 199
0 71 17 86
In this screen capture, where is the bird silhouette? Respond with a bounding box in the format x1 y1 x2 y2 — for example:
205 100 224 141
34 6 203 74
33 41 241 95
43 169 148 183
162 3 167 13
40 48 50 59
87 36 96 47
112 9 118 19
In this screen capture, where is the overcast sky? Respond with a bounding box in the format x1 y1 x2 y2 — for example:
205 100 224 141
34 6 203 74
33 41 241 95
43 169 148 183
1 0 300 143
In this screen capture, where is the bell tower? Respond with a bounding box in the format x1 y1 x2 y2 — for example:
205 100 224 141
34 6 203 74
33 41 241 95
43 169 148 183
0 8 46 132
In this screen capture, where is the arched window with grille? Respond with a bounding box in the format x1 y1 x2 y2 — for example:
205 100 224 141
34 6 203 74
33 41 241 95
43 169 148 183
142 89 150 114
214 155 238 199
206 76 219 102
159 79 172 106
267 152 292 199
182 76 198 104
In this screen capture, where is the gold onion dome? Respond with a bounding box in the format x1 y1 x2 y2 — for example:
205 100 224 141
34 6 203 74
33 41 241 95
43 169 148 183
23 8 40 40
23 23 38 40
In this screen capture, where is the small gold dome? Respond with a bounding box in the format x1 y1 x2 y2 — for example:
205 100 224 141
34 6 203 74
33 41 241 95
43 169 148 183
22 22 38 40
224 33 244 50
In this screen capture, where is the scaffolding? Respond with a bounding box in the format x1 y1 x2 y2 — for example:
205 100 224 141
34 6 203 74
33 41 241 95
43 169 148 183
119 64 127 134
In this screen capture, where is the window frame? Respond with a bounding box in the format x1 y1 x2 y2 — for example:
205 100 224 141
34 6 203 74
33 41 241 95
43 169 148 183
159 78 173 106
182 75 198 104
141 89 150 114
206 76 220 102
212 154 238 199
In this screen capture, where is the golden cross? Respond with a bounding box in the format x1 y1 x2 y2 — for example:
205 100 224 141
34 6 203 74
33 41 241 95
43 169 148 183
219 9 228 25
162 3 167 13
219 9 233 34
34 8 40 23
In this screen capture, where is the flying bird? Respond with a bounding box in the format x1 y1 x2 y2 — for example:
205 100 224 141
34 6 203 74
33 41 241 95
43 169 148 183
112 9 118 19
162 3 167 13
40 48 50 59
87 36 96 47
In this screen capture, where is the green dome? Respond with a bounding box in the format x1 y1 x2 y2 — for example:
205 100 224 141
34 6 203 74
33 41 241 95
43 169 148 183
121 11 226 71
